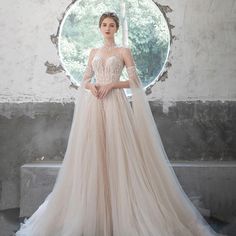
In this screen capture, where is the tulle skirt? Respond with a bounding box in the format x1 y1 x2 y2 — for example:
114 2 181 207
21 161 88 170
15 86 221 236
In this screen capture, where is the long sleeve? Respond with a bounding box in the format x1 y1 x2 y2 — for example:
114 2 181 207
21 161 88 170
80 49 95 89
74 49 95 104
122 47 142 89
126 65 142 88
81 64 94 89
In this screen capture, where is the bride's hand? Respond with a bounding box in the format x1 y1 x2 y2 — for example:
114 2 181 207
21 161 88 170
88 84 100 98
97 82 114 99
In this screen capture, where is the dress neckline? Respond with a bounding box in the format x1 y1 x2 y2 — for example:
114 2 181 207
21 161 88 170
93 54 124 63
99 44 122 50
101 42 118 50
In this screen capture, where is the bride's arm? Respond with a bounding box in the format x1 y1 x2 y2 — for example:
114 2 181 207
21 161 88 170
111 80 130 89
82 48 96 89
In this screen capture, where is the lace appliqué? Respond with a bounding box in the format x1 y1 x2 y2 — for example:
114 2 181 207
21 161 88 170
82 64 94 88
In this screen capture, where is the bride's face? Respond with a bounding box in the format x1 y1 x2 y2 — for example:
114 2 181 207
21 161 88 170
100 17 117 39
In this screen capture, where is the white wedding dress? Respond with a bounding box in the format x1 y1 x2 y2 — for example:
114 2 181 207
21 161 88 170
15 45 223 236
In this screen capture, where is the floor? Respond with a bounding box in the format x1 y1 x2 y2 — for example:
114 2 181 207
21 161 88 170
0 208 235 236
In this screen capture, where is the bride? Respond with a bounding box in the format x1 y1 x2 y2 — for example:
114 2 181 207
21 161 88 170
16 11 224 236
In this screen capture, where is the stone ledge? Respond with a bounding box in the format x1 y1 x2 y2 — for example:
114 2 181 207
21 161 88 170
19 161 236 223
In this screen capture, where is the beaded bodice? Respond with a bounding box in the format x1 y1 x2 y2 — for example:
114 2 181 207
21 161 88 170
91 47 125 84
82 45 141 88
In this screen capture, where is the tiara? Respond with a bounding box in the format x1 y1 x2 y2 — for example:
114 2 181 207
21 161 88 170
102 12 118 17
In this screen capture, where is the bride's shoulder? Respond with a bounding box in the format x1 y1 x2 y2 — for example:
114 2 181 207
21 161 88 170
89 47 99 53
118 46 132 56
118 45 131 50
88 47 99 57
119 46 131 52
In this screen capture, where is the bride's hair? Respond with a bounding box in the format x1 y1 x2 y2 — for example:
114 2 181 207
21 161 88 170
99 12 119 30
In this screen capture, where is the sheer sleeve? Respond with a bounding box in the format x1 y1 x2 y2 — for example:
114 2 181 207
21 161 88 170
126 65 142 88
80 48 95 89
74 49 95 104
123 47 142 89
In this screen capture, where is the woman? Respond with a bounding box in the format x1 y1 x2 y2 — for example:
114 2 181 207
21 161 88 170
16 12 224 236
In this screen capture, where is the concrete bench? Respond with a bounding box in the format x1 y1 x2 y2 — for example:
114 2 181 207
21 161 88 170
19 161 236 222
20 162 60 217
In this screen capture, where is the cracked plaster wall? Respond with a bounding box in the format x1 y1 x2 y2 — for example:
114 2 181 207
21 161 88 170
0 0 235 105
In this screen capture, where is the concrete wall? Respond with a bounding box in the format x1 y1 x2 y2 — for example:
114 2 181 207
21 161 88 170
0 0 235 223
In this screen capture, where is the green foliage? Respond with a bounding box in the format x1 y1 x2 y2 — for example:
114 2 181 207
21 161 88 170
59 0 170 87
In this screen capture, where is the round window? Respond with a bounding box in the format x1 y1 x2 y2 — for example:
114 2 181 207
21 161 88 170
58 0 170 95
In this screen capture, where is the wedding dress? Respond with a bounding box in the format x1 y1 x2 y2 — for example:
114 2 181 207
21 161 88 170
15 45 223 236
